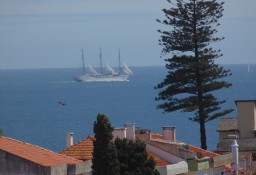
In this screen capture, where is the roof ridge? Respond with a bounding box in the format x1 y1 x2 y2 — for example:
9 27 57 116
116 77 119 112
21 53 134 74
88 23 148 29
188 144 219 157
60 135 94 153
0 136 82 163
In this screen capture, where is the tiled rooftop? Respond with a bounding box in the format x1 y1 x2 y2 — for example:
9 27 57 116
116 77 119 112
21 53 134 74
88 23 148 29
151 133 164 140
147 151 170 166
144 132 219 161
0 136 82 166
188 145 219 158
235 100 256 105
216 118 238 132
60 135 170 166
59 136 94 161
149 132 184 146
216 138 256 152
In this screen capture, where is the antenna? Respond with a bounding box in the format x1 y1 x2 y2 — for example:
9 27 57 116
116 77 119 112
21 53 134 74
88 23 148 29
81 49 85 73
118 48 121 75
100 47 103 74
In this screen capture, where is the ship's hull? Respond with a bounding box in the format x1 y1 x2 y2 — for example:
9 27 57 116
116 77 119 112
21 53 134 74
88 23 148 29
74 74 129 82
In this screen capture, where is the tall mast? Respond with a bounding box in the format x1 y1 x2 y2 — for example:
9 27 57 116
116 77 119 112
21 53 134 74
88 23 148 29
81 49 85 73
100 47 103 74
118 48 121 75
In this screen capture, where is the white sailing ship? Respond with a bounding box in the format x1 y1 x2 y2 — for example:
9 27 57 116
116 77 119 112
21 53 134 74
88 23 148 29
74 49 133 82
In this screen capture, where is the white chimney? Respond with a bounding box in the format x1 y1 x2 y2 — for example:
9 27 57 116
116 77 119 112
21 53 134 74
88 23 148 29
113 128 127 140
125 123 135 141
162 126 176 142
231 139 239 175
67 132 74 147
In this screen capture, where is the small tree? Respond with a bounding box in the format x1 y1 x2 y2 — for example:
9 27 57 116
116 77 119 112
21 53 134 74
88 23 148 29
115 138 159 175
92 114 159 174
91 114 119 175
0 129 3 136
156 0 233 149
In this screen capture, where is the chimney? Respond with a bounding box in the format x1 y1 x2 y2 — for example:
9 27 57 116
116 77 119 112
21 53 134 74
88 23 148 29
113 128 127 140
66 132 74 147
125 123 135 141
231 139 239 175
162 126 176 142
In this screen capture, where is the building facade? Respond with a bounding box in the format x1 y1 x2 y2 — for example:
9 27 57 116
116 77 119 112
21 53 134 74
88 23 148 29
216 100 256 174
0 136 91 175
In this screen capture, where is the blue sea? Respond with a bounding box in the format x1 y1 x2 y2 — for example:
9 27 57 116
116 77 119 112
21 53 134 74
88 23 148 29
0 65 255 152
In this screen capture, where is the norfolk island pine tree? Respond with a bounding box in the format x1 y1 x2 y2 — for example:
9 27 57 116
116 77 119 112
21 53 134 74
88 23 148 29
155 0 233 149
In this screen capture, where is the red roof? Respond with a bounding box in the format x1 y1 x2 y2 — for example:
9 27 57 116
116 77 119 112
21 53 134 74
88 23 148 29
59 136 94 161
60 135 170 166
188 145 219 158
0 136 82 166
147 151 170 166
151 133 164 140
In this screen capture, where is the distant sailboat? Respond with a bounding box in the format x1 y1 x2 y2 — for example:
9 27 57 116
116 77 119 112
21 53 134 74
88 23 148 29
247 61 254 73
74 49 133 82
248 64 252 73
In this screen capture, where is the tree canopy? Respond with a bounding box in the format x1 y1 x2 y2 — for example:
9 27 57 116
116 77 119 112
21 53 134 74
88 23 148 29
91 114 159 174
155 0 233 149
115 138 159 175
92 114 119 175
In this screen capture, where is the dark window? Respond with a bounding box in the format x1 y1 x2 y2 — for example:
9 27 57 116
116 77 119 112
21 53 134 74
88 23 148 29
252 153 256 161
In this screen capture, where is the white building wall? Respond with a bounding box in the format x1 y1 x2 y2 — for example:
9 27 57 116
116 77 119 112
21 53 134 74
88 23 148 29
146 144 184 164
125 123 135 141
156 161 188 175
112 128 126 140
237 101 256 138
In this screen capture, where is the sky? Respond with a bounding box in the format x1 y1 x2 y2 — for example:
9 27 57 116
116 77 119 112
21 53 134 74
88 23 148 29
0 0 255 69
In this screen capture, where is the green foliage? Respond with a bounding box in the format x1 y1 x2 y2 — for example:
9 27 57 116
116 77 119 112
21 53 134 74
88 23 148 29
106 143 120 175
156 0 233 149
0 128 3 136
115 138 160 175
91 114 159 175
92 114 119 175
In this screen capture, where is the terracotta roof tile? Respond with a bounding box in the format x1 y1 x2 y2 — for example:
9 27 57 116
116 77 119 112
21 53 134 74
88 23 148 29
216 118 238 132
188 145 219 158
151 133 163 140
0 136 82 166
142 132 218 159
59 136 94 161
147 151 170 166
150 132 184 144
60 135 171 166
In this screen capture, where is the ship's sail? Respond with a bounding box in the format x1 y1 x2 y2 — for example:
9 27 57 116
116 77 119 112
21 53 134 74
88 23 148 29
74 49 132 82
87 65 99 75
105 64 117 75
122 63 133 75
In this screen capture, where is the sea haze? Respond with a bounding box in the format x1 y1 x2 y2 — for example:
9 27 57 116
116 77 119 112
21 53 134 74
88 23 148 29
0 65 255 151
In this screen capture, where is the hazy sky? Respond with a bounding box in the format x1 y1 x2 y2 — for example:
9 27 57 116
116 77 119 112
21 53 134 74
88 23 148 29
0 0 255 69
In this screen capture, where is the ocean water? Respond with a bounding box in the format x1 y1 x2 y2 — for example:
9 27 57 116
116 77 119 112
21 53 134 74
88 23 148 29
0 65 255 152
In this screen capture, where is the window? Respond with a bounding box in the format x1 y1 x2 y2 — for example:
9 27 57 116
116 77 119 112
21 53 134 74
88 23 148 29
252 153 256 161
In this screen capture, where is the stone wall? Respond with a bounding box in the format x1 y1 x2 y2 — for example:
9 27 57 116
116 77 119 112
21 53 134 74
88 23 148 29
0 150 92 175
0 150 51 175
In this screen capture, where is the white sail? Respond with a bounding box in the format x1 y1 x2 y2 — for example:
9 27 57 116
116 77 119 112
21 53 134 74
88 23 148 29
105 64 117 75
122 63 133 75
87 65 99 75
74 49 132 82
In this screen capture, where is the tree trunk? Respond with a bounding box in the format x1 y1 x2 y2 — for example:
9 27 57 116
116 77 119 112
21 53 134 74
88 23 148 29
199 115 207 150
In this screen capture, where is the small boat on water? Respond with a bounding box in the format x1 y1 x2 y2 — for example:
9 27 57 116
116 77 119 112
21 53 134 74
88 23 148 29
74 49 133 82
